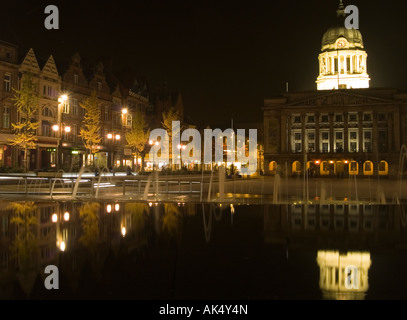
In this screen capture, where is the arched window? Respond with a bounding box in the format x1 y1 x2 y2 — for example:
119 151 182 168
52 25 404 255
42 107 53 117
349 161 358 175
269 161 277 174
292 161 301 175
363 161 373 176
378 161 388 176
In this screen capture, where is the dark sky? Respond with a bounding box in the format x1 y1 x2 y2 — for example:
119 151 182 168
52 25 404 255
0 0 406 126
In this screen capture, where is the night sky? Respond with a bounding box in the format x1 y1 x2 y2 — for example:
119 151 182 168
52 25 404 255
0 0 406 126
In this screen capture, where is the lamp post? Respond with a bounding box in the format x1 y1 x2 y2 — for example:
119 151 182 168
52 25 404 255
53 94 70 170
107 133 121 169
149 140 160 171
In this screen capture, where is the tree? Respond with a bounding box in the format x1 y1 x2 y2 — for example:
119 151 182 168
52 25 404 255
125 110 150 173
162 106 180 169
79 91 102 166
10 73 40 172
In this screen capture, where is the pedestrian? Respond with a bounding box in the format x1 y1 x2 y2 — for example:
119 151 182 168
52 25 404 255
126 166 132 176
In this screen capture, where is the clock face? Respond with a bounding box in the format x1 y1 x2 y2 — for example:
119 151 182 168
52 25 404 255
337 39 347 48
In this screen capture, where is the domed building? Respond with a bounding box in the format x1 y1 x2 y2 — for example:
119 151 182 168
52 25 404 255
316 1 370 90
262 1 407 180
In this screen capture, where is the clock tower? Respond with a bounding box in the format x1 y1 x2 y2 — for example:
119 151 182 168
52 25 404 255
316 0 370 90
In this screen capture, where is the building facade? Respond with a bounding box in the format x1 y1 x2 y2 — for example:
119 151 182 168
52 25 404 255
263 2 407 178
0 40 174 172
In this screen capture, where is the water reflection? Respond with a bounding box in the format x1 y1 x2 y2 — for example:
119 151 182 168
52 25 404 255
0 201 405 299
316 251 371 300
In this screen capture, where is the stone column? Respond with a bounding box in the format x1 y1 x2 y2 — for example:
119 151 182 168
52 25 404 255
301 113 306 153
287 116 292 153
329 113 334 153
315 111 320 153
372 111 378 154
344 112 349 152
281 113 287 153
358 111 363 152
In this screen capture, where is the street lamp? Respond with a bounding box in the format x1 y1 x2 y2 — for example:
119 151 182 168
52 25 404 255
177 144 186 169
54 94 70 170
52 123 71 170
149 140 160 171
107 133 121 168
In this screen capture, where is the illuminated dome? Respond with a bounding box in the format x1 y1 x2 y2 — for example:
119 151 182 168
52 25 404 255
322 27 364 50
316 0 370 90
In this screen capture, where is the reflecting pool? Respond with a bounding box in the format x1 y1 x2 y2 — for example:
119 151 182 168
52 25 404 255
0 200 406 300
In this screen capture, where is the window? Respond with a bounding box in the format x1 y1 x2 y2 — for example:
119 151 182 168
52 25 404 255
378 113 387 122
81 105 86 116
349 113 358 122
97 81 102 91
363 129 372 152
307 130 315 152
320 130 329 153
363 113 372 122
3 74 11 92
72 98 78 116
349 130 358 152
74 74 79 85
63 103 69 114
335 130 344 153
321 114 329 123
293 115 301 124
126 114 132 127
42 107 53 117
292 130 302 153
307 115 315 123
2 106 9 129
42 123 50 136
335 114 343 122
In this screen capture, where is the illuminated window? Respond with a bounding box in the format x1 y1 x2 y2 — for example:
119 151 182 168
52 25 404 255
72 98 78 116
3 74 11 92
2 106 10 129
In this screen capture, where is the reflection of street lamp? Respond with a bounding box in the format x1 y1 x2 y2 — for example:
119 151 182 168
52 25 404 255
177 144 186 169
149 140 160 171
107 133 121 168
51 208 70 252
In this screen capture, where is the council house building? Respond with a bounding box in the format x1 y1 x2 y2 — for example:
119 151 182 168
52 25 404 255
263 1 407 178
